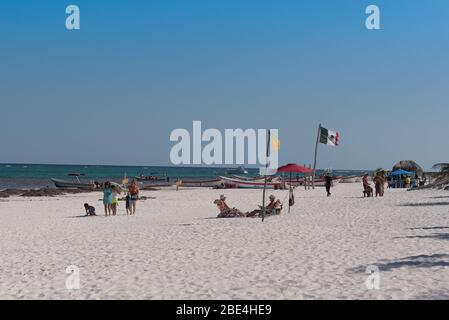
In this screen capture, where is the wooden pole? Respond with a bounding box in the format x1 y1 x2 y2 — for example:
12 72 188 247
312 124 321 189
289 172 292 213
261 130 271 222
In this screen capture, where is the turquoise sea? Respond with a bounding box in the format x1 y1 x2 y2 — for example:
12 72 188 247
0 163 368 189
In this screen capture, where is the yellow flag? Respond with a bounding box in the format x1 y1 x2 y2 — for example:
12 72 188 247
270 133 281 152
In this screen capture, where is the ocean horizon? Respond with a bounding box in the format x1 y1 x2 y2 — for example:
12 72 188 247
0 163 369 189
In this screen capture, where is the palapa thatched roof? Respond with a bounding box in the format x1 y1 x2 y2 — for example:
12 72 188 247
392 160 423 175
432 163 449 173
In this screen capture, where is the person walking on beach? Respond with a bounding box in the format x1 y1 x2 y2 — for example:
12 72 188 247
128 179 139 215
102 181 114 216
325 174 333 197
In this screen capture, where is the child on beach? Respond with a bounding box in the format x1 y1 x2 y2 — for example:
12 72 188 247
111 188 120 216
84 203 96 216
125 193 132 215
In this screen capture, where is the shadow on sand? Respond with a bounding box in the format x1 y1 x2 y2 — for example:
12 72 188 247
409 226 449 231
394 233 449 241
428 196 449 199
398 201 449 207
68 215 100 219
350 254 449 273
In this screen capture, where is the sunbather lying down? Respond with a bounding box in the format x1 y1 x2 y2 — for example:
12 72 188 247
214 195 282 218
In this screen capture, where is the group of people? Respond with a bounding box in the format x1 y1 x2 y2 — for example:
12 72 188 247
387 174 424 189
362 171 387 197
84 179 140 217
214 194 282 218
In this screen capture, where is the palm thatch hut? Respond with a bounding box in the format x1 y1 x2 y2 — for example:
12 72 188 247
432 163 449 173
392 160 423 176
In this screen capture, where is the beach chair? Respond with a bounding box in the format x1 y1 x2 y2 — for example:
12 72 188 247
259 204 283 216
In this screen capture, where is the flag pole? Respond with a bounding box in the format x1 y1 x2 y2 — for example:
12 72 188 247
312 124 321 189
261 130 271 222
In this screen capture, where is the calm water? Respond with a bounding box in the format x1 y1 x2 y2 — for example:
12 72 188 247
0 163 367 189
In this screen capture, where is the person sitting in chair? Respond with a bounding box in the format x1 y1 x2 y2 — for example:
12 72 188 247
246 195 282 217
267 195 281 211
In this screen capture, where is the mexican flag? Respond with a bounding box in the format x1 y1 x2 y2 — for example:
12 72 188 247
319 126 339 146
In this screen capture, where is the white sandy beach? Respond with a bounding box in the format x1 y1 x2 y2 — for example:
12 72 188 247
1 184 449 300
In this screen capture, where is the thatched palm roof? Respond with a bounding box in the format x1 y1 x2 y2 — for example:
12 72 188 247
392 160 423 175
432 163 449 173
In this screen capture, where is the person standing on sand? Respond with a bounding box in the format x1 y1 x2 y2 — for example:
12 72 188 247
380 171 386 196
405 175 411 189
125 192 132 215
102 181 113 216
325 174 333 197
362 173 370 191
128 179 139 215
111 187 120 216
373 172 386 197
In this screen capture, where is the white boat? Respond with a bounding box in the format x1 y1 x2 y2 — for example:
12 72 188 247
139 180 175 188
313 177 342 187
220 176 283 189
50 178 95 190
176 178 223 188
230 175 265 181
340 175 364 183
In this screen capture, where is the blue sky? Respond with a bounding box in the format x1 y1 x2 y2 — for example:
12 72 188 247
1 0 448 170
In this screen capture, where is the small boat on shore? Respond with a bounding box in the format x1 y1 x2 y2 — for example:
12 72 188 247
135 176 170 182
139 180 175 188
340 175 364 183
176 178 223 188
50 178 95 190
230 175 265 181
220 176 284 189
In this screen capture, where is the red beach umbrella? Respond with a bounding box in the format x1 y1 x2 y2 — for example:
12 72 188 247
277 163 314 173
277 164 314 213
278 163 313 173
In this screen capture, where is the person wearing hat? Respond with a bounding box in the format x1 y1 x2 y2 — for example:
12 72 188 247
214 195 247 218
245 195 281 217
214 195 230 216
267 195 281 211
